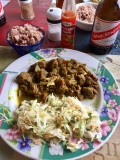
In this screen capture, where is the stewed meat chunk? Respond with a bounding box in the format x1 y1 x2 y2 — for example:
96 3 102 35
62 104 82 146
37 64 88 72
16 58 99 101
16 72 33 85
81 87 98 99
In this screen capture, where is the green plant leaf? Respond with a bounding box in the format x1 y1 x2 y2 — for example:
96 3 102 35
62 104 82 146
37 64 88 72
9 140 18 145
107 120 113 125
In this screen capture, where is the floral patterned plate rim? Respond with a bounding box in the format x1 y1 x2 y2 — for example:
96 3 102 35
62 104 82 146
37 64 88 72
0 48 120 160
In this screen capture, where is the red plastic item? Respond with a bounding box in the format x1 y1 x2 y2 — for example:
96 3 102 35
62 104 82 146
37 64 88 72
0 0 61 48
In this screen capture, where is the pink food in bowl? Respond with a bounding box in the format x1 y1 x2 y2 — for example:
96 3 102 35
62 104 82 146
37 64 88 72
7 23 44 46
76 4 96 23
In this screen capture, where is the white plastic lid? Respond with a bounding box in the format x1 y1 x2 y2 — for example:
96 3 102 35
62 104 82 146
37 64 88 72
47 7 61 21
19 0 32 4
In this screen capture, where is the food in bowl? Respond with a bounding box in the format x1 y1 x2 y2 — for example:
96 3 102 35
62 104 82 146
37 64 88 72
6 24 45 56
16 58 99 103
76 2 98 31
76 4 96 23
7 23 44 46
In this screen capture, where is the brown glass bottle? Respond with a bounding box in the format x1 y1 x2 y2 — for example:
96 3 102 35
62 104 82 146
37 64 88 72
90 0 120 55
0 0 6 26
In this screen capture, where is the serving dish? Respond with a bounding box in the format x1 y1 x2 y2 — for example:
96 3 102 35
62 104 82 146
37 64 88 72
0 48 120 160
76 2 98 31
6 24 45 56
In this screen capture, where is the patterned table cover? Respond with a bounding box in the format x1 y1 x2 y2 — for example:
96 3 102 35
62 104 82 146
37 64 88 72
0 0 119 55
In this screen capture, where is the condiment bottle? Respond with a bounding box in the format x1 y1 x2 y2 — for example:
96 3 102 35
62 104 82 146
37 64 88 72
18 0 35 20
56 0 64 8
61 0 76 49
90 0 120 55
47 7 61 41
0 0 6 26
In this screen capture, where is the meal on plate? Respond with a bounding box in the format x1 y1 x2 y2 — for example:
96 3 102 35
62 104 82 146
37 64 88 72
16 58 99 102
76 4 96 23
14 94 102 152
7 23 44 46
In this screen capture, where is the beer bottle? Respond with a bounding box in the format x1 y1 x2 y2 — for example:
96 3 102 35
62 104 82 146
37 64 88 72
90 0 120 55
0 0 6 26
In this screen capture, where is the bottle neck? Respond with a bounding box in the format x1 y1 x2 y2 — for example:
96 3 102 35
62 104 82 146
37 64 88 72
96 0 120 21
62 0 76 13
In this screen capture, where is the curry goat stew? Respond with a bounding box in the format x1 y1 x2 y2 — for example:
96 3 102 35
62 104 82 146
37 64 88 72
16 58 99 102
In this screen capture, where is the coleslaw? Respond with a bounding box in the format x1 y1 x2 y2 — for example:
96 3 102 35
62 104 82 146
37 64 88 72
14 94 102 152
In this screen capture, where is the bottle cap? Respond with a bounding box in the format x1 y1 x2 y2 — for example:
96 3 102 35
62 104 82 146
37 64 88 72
19 0 32 1
19 0 32 4
47 7 61 23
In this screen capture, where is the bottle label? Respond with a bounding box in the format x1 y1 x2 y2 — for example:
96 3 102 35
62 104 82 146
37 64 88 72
0 1 4 17
62 22 75 35
91 16 120 46
61 21 76 48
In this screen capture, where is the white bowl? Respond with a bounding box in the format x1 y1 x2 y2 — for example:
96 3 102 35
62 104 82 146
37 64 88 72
76 2 98 31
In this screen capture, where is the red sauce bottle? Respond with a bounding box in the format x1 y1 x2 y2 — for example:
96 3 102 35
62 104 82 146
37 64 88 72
61 0 76 49
56 0 64 9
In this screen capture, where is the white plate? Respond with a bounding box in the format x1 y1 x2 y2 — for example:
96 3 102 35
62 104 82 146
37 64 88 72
0 48 120 160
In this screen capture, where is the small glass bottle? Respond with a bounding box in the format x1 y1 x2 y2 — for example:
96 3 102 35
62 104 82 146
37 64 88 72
18 0 35 20
47 7 61 41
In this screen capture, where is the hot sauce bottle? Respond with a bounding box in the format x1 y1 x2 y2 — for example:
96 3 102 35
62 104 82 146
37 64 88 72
61 0 76 49
56 0 64 9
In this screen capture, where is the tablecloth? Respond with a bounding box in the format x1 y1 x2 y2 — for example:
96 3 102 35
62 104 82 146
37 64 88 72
0 0 120 55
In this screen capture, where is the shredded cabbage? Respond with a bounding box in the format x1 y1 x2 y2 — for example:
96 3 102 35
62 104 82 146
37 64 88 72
14 94 102 152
